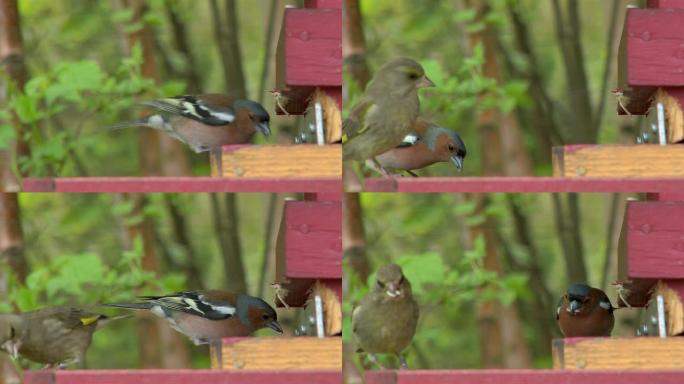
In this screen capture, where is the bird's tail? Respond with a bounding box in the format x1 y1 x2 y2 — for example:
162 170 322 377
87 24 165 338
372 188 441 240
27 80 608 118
95 314 132 330
101 302 154 311
102 119 150 131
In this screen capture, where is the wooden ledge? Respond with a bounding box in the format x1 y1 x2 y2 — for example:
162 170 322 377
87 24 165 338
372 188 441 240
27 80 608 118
210 336 341 370
365 369 684 384
22 177 342 193
552 145 684 177
210 145 341 178
553 337 684 370
24 369 341 384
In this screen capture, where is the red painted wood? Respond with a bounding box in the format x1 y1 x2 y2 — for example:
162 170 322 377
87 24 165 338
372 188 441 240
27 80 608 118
283 9 341 87
366 370 684 384
304 192 342 202
362 177 684 193
305 0 342 8
648 0 684 8
649 192 684 200
625 201 684 278
283 201 341 279
625 9 684 86
24 370 341 384
22 177 341 193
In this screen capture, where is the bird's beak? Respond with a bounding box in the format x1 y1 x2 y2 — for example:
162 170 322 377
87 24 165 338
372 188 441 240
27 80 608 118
266 319 283 334
257 122 271 137
451 155 464 172
385 283 402 298
417 75 435 88
567 300 581 315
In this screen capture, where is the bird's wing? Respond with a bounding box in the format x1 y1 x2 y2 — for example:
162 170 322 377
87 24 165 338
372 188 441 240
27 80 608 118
145 291 236 320
342 98 379 143
396 133 420 148
38 307 103 329
556 296 564 320
142 95 235 126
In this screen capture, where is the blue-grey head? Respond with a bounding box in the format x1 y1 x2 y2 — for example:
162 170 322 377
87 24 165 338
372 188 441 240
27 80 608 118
234 99 271 137
424 125 467 171
236 295 282 334
566 283 592 315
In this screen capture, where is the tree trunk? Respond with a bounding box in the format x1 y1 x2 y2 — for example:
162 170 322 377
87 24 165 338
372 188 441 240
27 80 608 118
115 0 190 367
342 193 370 284
464 0 533 368
343 0 370 90
0 0 30 191
223 194 246 293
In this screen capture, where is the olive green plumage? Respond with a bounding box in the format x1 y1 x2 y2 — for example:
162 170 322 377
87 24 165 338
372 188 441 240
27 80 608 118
343 57 435 163
352 264 419 368
0 306 126 367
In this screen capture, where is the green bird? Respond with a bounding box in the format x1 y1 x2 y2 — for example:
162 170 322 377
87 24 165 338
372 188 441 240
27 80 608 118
343 57 435 173
0 306 128 368
352 263 419 369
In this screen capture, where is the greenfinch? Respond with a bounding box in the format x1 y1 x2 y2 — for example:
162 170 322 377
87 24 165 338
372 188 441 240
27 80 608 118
352 264 419 369
0 307 127 368
343 58 435 171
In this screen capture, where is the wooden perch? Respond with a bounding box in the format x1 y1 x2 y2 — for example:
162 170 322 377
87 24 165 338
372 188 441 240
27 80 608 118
210 145 341 178
552 337 684 370
210 336 341 370
552 145 684 177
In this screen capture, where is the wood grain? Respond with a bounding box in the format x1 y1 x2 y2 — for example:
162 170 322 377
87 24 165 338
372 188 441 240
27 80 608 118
366 370 684 384
211 145 341 178
621 201 684 278
654 88 684 143
655 280 684 335
210 337 341 370
552 145 684 177
552 337 684 370
625 9 684 86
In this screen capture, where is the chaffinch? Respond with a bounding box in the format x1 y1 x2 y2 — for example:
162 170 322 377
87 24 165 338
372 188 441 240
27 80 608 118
352 264 419 369
0 306 127 368
107 94 271 153
371 119 467 176
557 283 614 337
343 57 435 171
104 290 283 345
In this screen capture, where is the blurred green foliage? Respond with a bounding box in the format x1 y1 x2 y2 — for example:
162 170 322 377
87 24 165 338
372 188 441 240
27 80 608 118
4 192 283 368
1 0 292 178
346 192 639 369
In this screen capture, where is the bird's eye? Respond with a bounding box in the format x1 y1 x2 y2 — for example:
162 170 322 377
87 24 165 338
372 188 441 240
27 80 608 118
262 314 270 320
448 144 455 152
408 73 419 80
376 280 385 288
9 327 14 339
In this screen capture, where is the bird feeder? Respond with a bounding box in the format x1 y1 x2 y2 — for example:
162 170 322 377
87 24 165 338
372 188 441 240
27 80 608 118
553 0 684 177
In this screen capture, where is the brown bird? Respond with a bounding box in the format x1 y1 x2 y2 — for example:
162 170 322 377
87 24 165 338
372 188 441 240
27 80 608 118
372 119 467 176
557 283 614 337
352 264 419 369
0 306 127 368
106 94 271 153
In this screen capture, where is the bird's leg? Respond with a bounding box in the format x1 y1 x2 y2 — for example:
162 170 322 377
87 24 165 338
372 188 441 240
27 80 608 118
405 170 419 177
370 158 392 178
366 353 385 370
397 354 409 369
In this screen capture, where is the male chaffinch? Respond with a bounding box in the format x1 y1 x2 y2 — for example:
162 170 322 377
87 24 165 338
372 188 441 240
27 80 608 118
104 290 283 345
371 119 467 176
0 306 127 368
343 57 435 171
557 283 614 337
352 264 419 369
107 94 271 153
